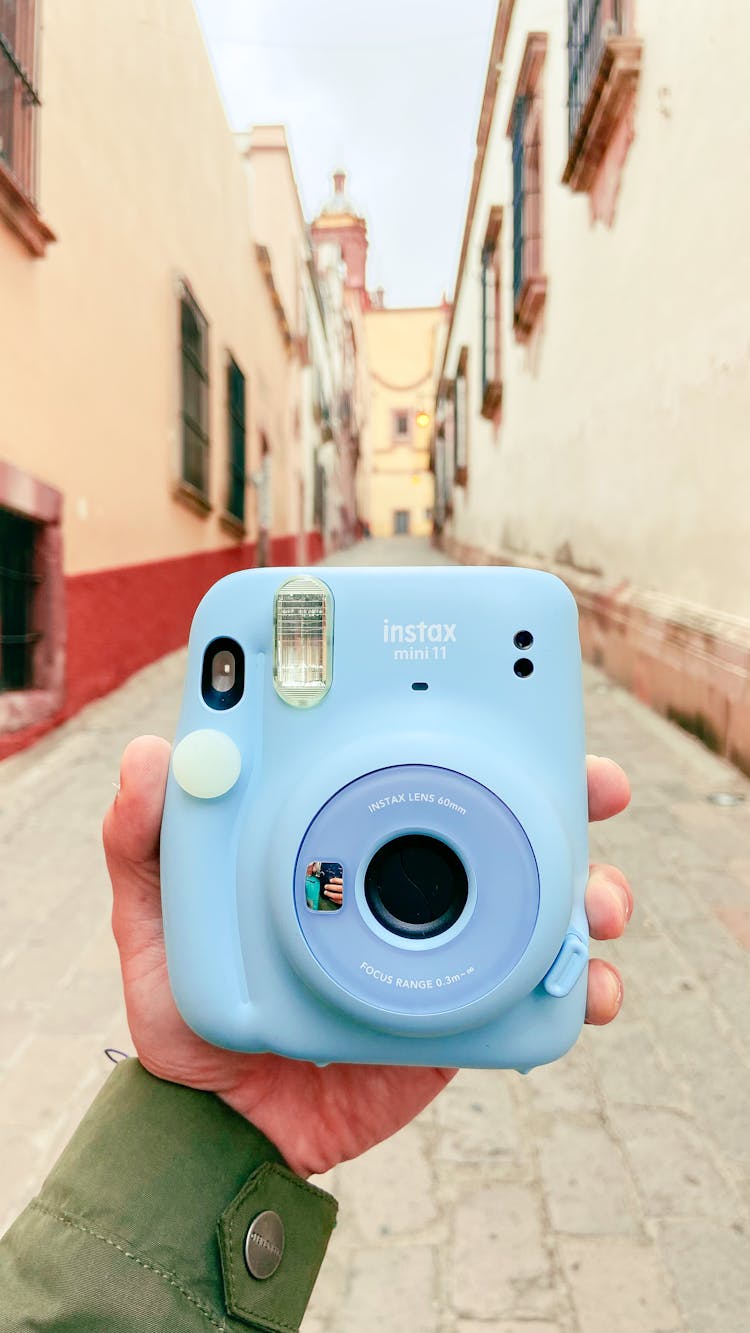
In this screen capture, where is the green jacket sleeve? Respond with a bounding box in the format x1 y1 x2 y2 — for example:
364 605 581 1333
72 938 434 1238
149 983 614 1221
0 1059 338 1332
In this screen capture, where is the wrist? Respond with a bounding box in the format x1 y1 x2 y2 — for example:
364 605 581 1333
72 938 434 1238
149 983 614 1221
218 1083 318 1178
2 1058 338 1332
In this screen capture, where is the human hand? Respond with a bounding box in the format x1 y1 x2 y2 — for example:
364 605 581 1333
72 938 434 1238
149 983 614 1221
103 739 631 1177
321 876 344 906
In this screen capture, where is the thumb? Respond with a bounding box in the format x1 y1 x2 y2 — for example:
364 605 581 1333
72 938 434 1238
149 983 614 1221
103 735 171 947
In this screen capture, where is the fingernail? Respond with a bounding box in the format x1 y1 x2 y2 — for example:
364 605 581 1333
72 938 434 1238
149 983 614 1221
612 881 631 922
611 971 623 1010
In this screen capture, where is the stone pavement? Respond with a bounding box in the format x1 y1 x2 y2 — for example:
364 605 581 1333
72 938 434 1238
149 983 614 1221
1 537 749 1331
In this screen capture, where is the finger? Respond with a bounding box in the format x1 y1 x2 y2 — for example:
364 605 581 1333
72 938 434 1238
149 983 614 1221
585 863 633 939
103 736 171 868
587 756 631 822
585 960 623 1025
103 737 171 944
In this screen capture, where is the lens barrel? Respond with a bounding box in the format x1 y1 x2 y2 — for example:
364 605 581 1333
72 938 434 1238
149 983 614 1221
365 834 469 939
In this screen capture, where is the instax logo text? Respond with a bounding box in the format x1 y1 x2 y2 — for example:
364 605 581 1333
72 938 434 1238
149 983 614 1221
383 619 457 644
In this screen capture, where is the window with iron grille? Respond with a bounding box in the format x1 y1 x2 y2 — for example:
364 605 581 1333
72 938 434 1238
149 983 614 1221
180 288 210 501
508 33 547 342
434 391 455 519
563 1 640 201
454 348 468 485
481 245 497 388
0 0 39 203
567 0 623 147
226 357 246 525
512 97 542 315
0 506 40 692
480 206 503 419
444 392 455 505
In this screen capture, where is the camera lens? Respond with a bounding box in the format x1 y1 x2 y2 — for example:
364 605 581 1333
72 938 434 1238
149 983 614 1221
365 835 469 940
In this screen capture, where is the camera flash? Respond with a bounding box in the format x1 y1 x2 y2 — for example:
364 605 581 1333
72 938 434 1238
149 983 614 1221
273 576 333 708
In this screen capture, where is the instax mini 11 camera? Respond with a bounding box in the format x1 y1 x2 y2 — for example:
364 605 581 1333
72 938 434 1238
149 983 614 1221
160 566 590 1071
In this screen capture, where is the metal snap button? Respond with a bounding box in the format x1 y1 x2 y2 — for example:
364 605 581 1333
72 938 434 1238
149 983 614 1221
244 1210 285 1280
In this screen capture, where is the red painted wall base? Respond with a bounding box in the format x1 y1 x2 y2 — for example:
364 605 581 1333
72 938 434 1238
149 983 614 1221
439 532 750 778
0 531 324 762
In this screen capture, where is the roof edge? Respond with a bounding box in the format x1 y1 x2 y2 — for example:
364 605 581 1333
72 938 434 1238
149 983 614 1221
438 1 517 387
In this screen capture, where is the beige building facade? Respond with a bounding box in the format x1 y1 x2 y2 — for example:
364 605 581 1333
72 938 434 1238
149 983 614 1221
435 0 750 771
311 172 371 545
0 1 361 759
366 306 440 539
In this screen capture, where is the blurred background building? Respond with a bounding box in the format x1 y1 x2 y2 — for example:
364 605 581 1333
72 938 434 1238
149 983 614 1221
310 170 372 547
0 1 383 759
433 0 750 774
4 0 750 778
365 302 442 538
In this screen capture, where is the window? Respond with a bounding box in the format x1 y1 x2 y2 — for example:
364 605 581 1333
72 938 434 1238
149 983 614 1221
480 206 503 419
454 348 468 486
0 0 53 254
563 1 642 194
443 391 455 507
179 287 210 505
432 389 454 524
0 506 39 691
392 410 412 444
508 34 547 342
393 510 410 535
226 357 246 526
0 1 37 198
0 466 63 739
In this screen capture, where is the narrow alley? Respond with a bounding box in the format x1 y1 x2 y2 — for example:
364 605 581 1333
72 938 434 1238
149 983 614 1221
1 540 748 1332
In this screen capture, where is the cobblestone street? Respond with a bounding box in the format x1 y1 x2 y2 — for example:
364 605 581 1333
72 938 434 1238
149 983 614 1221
1 538 749 1331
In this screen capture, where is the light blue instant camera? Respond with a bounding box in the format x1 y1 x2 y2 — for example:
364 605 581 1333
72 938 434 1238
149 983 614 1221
160 566 590 1071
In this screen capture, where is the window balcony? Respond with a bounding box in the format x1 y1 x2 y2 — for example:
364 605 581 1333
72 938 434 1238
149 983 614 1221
0 17 55 256
563 0 643 193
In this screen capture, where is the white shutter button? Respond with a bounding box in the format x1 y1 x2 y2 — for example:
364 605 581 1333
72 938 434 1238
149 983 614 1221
172 729 241 799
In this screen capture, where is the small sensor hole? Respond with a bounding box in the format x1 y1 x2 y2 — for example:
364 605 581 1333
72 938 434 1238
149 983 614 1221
514 658 534 678
514 630 534 650
412 682 429 691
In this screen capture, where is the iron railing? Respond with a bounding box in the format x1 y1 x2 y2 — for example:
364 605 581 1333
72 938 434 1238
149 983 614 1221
454 367 467 473
226 358 246 523
511 96 542 314
480 242 497 396
0 1 40 203
568 0 624 145
511 97 527 312
0 506 41 693
180 291 210 498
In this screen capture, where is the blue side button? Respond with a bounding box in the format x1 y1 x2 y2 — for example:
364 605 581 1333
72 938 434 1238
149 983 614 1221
543 932 589 998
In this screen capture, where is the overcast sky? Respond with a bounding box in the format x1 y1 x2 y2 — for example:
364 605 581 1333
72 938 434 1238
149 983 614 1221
193 0 498 308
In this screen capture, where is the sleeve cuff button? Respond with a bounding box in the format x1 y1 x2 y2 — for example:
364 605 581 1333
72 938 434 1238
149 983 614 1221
244 1210 285 1280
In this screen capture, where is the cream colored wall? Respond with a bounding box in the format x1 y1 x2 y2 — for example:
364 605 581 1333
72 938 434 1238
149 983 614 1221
243 128 328 550
365 307 438 538
443 0 750 617
245 127 305 340
0 0 296 575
